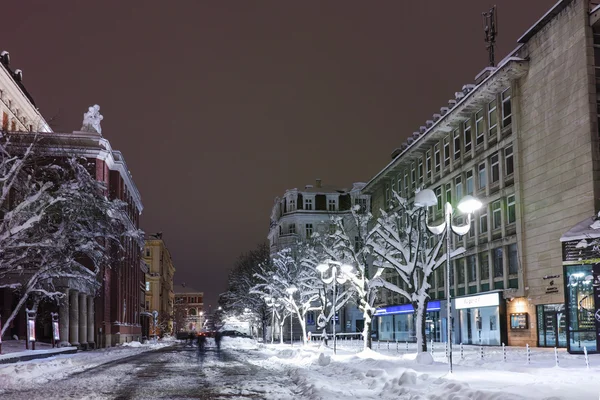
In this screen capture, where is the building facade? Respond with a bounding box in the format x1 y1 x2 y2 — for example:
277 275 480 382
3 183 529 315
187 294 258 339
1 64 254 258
0 50 144 348
268 179 371 336
173 286 204 333
364 0 600 349
143 237 176 336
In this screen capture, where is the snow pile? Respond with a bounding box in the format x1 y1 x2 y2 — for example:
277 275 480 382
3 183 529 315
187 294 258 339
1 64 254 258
121 341 142 347
220 337 259 350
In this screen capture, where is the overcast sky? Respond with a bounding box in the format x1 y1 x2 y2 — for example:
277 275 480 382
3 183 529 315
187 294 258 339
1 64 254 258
1 0 556 307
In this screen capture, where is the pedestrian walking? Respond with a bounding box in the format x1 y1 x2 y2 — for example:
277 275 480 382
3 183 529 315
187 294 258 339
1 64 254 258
215 331 223 353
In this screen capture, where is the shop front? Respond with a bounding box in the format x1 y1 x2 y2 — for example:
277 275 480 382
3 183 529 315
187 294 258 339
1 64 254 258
536 303 566 348
373 301 441 342
454 291 507 346
560 215 600 354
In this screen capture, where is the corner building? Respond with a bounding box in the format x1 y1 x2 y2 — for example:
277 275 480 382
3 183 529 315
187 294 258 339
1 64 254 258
363 0 600 349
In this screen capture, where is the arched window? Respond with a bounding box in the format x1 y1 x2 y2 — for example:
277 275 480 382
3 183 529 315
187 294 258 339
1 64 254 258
188 308 197 316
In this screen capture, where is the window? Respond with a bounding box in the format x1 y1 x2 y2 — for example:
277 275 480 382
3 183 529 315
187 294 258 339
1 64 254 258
467 255 476 282
453 129 461 160
507 195 516 224
475 109 484 146
457 258 465 285
445 183 452 205
328 199 336 211
480 212 488 234
464 119 472 153
434 144 441 173
469 216 475 238
491 153 500 183
305 224 313 238
418 159 423 185
289 224 296 234
505 146 514 176
435 186 442 212
305 198 313 210
502 88 512 127
426 150 432 179
146 281 150 291
455 176 463 202
508 244 518 274
478 162 487 189
443 136 450 167
289 198 296 211
488 99 498 137
492 200 502 229
355 198 367 213
145 248 151 257
397 177 403 198
493 248 503 278
480 252 489 281
307 311 315 325
411 163 416 187
466 170 474 195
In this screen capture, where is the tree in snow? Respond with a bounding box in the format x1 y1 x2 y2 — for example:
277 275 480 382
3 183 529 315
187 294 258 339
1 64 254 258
0 135 142 337
253 246 320 345
369 190 466 353
219 243 274 341
319 206 383 350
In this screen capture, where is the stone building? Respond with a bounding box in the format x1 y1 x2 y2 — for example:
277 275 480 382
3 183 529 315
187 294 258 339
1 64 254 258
143 236 176 336
173 286 204 333
0 50 144 348
363 0 600 348
268 180 370 336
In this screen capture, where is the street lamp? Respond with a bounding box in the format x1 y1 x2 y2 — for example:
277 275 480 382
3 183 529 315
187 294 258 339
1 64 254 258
415 190 482 374
316 261 353 354
285 287 297 346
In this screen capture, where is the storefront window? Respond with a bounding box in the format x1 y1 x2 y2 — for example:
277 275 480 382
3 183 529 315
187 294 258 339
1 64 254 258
565 265 597 352
536 304 566 348
456 292 501 345
374 302 441 342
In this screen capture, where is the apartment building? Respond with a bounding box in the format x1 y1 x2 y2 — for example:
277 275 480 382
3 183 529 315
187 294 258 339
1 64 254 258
173 286 204 333
143 236 176 336
363 0 600 352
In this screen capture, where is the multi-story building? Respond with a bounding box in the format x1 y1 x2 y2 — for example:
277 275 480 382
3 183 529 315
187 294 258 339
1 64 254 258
173 286 204 333
0 50 144 348
362 0 600 353
143 236 176 336
268 179 370 336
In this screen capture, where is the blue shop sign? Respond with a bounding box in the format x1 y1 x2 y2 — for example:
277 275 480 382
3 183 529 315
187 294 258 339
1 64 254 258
374 301 441 316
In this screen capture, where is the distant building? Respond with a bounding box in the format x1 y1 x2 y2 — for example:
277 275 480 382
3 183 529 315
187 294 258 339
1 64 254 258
173 286 204 333
143 236 176 336
268 179 370 336
363 0 600 353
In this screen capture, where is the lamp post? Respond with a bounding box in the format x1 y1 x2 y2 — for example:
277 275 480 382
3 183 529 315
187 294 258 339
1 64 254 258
285 287 297 346
316 261 353 354
265 296 278 345
415 190 482 374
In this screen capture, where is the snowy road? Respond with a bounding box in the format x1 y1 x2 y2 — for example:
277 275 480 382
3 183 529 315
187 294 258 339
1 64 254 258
1 343 297 400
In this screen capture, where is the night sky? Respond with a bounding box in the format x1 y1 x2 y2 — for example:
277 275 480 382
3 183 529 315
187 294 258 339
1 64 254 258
2 1 555 308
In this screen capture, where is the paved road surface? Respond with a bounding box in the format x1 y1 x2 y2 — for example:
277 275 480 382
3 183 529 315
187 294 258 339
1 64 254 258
2 343 296 399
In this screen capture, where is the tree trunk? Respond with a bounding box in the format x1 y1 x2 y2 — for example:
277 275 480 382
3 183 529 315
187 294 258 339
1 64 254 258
279 316 285 345
297 311 307 345
413 296 429 353
1 288 32 338
362 308 372 350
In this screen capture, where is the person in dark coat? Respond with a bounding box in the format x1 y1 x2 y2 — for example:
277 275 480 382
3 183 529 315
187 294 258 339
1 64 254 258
215 331 223 352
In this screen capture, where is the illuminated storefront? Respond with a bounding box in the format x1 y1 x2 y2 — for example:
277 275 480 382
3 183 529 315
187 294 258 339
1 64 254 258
560 216 600 354
454 291 507 346
373 301 441 342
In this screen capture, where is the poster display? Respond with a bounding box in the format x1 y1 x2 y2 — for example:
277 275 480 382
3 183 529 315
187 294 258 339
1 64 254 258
28 319 36 342
593 264 600 350
53 321 60 341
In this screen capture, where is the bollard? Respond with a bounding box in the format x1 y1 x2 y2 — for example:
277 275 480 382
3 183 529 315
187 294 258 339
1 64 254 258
460 343 464 360
526 343 531 364
554 347 559 367
396 340 399 353
584 346 590 369
430 339 434 356
406 341 409 353
377 340 380 350
480 343 484 359
502 343 506 362
387 341 390 350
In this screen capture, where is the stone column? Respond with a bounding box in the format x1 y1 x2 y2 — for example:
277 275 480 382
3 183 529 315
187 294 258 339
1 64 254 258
58 288 70 347
87 296 95 348
69 290 80 347
79 293 88 349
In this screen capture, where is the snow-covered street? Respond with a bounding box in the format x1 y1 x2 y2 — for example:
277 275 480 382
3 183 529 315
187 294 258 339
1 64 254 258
1 337 600 399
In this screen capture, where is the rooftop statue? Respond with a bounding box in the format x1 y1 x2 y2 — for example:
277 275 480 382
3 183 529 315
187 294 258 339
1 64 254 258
81 104 103 134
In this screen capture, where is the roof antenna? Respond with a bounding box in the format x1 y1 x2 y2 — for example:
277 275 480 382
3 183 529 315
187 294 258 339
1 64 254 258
482 5 498 67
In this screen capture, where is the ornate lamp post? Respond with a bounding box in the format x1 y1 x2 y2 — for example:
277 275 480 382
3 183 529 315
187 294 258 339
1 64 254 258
285 287 297 346
316 261 353 354
415 190 482 374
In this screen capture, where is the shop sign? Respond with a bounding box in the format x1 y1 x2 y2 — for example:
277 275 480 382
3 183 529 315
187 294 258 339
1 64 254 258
455 292 499 310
